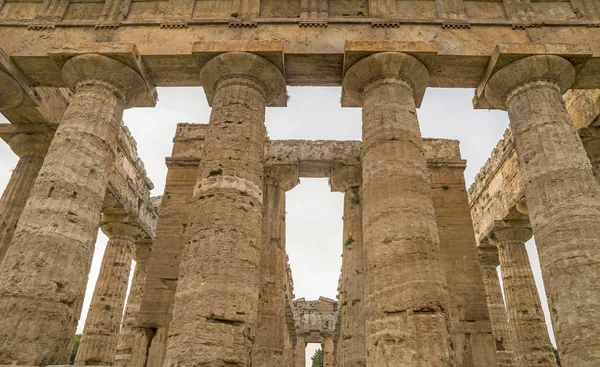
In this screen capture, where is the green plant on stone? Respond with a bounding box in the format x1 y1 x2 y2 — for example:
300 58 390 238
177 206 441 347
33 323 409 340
345 235 355 246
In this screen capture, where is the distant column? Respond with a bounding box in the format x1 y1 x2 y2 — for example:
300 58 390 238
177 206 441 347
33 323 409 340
0 53 153 365
76 221 143 365
324 337 335 367
492 223 556 366
295 338 306 367
479 247 515 367
485 54 600 366
0 132 50 263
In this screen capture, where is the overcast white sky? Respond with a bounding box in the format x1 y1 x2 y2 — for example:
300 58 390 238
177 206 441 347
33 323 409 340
0 86 554 365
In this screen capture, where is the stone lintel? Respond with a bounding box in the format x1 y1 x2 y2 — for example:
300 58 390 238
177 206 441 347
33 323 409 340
192 41 286 107
474 43 593 109
0 49 40 108
48 42 157 107
341 41 438 108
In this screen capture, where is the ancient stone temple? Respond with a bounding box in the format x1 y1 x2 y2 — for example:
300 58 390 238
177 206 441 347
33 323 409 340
0 1 599 366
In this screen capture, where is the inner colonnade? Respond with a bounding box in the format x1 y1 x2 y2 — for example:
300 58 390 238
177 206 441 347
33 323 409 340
0 3 600 366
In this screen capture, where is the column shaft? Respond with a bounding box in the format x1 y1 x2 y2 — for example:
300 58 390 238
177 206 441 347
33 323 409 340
497 240 556 366
0 134 49 263
0 75 126 364
76 223 140 365
340 187 365 367
479 249 515 367
253 180 287 366
165 52 285 366
324 337 335 367
295 339 306 367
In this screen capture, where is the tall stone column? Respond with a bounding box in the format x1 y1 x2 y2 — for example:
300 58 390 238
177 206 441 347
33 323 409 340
492 224 556 366
478 247 515 367
0 132 50 263
324 337 335 367
253 165 299 367
114 238 153 367
485 54 600 366
343 52 454 366
330 166 365 367
165 52 286 366
295 338 306 367
0 53 152 365
76 220 144 365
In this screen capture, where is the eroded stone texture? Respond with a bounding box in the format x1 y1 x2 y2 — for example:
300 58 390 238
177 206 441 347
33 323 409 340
252 164 299 367
165 52 286 366
114 239 153 367
294 338 306 367
0 54 151 365
330 166 365 367
478 247 515 367
491 223 556 367
485 54 600 366
76 221 143 365
323 337 334 367
343 51 454 366
0 133 50 263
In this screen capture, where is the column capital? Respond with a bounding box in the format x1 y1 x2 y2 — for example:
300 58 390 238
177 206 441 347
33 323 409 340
101 221 145 241
489 221 533 244
342 52 430 107
478 246 500 267
59 54 155 109
330 164 361 192
0 70 23 109
264 164 299 191
7 132 51 158
484 55 575 110
134 238 153 262
199 51 286 107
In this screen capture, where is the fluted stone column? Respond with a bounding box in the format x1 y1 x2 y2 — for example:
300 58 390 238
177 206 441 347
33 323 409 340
114 239 153 367
485 54 600 366
343 52 454 366
330 166 365 367
76 221 143 365
492 225 556 367
0 54 151 365
165 52 286 366
324 337 335 367
253 165 299 367
478 247 515 367
0 133 50 263
295 338 306 367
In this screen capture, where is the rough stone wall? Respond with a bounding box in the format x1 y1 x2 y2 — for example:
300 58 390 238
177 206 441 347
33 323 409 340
293 298 339 343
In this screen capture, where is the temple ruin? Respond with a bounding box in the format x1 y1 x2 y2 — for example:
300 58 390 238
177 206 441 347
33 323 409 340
1 1 600 366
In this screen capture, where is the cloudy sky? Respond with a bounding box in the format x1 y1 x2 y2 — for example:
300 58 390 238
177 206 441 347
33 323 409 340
0 86 554 365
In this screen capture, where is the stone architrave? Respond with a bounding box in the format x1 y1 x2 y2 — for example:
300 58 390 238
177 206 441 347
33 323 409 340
478 247 515 367
330 165 365 367
164 51 286 366
343 51 455 366
0 132 50 263
485 54 600 366
114 238 154 367
76 220 144 365
252 165 299 366
0 53 154 365
491 223 557 367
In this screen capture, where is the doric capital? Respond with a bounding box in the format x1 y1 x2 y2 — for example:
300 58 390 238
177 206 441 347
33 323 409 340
8 132 51 158
329 164 361 192
0 70 23 109
264 164 299 191
478 246 500 267
134 238 153 262
489 221 533 244
484 55 575 110
101 221 145 241
199 52 286 107
342 52 429 107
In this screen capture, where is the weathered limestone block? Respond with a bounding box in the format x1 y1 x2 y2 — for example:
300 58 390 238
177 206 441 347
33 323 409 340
0 52 154 365
490 222 556 367
478 247 515 367
330 165 365 367
324 337 334 367
165 51 286 366
76 221 144 365
343 51 454 366
485 54 600 366
0 132 50 263
253 165 299 367
114 239 153 367
295 338 306 367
